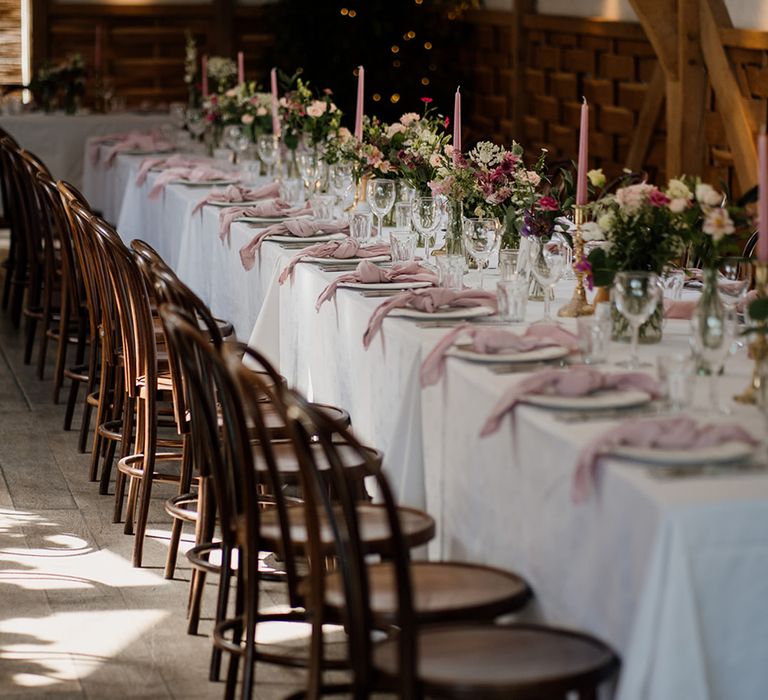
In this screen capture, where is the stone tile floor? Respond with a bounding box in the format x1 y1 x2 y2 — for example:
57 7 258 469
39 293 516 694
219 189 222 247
0 306 311 698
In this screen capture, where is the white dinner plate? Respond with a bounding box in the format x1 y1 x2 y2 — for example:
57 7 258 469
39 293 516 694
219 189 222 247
266 233 348 243
237 215 313 224
611 441 755 466
123 148 175 156
338 281 433 291
303 255 390 265
207 200 264 208
522 389 652 410
389 306 495 321
449 344 570 364
168 179 238 187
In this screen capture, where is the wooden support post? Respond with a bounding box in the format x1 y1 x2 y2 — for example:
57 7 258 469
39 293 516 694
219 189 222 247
625 63 665 172
677 0 708 175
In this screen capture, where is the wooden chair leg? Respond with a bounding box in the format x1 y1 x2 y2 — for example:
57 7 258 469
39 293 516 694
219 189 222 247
224 570 244 700
122 475 139 532
23 313 38 364
88 363 111 480
164 437 193 579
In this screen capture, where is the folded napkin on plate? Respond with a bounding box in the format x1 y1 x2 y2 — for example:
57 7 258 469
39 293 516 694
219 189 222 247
573 416 759 501
88 132 132 164
239 217 345 269
480 366 663 437
136 154 205 186
148 165 235 200
363 288 497 348
317 260 437 311
220 201 312 242
420 323 580 387
278 239 390 284
191 182 281 215
103 134 172 167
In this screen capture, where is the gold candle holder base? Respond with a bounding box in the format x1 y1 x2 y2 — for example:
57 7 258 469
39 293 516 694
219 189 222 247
558 204 594 318
733 261 768 405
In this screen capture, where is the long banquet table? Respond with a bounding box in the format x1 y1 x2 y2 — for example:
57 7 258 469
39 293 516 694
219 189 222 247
84 142 768 700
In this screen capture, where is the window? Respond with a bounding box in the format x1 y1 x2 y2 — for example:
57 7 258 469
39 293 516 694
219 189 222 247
0 0 24 86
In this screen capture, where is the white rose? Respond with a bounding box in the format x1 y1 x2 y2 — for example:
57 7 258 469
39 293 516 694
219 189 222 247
256 106 268 116
338 127 352 142
695 183 722 207
225 88 237 98
241 114 254 125
399 112 420 126
306 100 326 118
580 221 605 242
615 183 654 214
666 178 693 201
386 122 407 138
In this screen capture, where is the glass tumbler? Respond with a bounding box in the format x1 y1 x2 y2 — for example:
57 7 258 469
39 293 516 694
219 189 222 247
390 230 418 262
497 279 529 323
350 211 373 243
436 255 465 290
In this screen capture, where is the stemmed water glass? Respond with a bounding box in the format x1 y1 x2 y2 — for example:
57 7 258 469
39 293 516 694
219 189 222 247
256 134 279 179
717 257 753 311
690 309 738 414
528 237 567 323
411 196 443 266
185 108 207 149
224 124 250 164
367 179 396 241
611 271 662 368
463 217 501 290
298 151 320 196
329 163 354 217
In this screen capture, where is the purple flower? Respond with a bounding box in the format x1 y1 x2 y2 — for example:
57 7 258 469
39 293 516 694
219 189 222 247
574 258 594 290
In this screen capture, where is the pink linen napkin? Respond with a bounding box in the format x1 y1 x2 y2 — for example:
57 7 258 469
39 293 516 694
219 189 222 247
573 416 759 501
363 288 498 348
147 165 235 200
103 134 172 167
191 182 281 216
420 323 580 387
239 217 346 269
136 154 205 187
88 132 132 165
219 201 312 242
278 240 390 284
480 366 663 437
316 260 437 311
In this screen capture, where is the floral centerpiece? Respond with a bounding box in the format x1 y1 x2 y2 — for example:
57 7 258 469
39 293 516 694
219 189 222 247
183 31 199 108
203 82 272 142
29 54 87 114
279 78 341 152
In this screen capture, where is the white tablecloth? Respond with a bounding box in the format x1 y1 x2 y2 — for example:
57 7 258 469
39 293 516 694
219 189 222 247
1 112 171 189
85 147 768 700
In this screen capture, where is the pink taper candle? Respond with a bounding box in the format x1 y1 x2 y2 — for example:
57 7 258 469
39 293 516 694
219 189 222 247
354 66 364 140
237 52 244 84
201 55 208 99
270 67 281 138
759 130 768 263
576 98 589 206
452 86 461 166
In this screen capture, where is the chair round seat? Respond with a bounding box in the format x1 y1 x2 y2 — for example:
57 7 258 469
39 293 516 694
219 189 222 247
256 441 381 478
261 502 435 554
323 561 531 624
373 623 619 699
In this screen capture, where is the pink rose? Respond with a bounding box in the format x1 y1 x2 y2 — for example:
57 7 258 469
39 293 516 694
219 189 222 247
537 196 559 211
648 188 670 207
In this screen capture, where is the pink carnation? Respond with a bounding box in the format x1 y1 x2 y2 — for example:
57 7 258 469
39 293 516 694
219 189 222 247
648 188 670 208
537 196 559 211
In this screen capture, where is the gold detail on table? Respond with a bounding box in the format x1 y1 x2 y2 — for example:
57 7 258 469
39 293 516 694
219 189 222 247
734 262 768 405
558 205 594 317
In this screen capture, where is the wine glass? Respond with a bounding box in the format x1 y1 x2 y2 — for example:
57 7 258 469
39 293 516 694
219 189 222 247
169 102 186 130
411 196 443 266
690 309 737 414
367 179 396 241
224 124 250 164
329 163 354 217
256 134 278 179
611 271 662 369
528 237 567 323
463 217 501 290
185 108 207 151
297 151 320 197
717 257 752 312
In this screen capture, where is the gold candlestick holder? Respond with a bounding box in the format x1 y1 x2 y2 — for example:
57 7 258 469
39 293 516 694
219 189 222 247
734 262 768 405
558 205 595 317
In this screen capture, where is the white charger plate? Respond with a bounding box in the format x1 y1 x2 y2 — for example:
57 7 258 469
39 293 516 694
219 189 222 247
338 281 433 291
449 344 569 364
303 255 390 265
266 233 348 243
611 441 755 466
389 306 495 320
522 389 652 410
168 179 238 187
